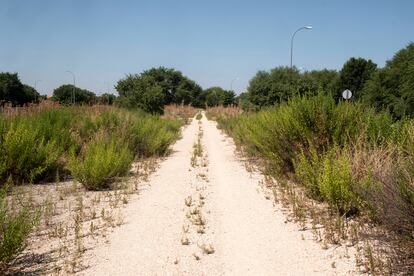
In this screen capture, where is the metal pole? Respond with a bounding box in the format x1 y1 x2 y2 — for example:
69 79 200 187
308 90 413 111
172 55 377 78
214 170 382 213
65 70 76 105
230 77 239 92
290 26 312 68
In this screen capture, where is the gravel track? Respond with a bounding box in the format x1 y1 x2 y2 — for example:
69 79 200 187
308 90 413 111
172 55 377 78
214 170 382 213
82 113 356 275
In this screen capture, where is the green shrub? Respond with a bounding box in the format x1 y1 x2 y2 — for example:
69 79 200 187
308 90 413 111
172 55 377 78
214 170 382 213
0 107 181 187
127 115 180 157
69 136 133 190
318 150 360 215
293 146 322 199
196 112 202 120
0 182 40 272
0 121 62 183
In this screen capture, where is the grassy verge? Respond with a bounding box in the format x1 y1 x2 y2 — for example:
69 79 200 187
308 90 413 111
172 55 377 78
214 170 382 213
207 94 414 274
0 105 183 272
0 106 181 188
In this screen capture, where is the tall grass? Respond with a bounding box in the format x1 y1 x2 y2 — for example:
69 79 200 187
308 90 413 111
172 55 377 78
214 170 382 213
210 94 414 236
0 106 181 189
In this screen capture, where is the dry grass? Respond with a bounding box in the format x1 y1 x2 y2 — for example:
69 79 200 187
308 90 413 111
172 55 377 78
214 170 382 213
205 105 242 121
5 158 158 275
163 104 199 124
1 100 61 117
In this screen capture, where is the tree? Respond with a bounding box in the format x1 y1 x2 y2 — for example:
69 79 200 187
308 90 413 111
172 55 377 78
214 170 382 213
299 69 339 96
236 92 256 111
0 73 24 106
53 85 97 105
335 57 377 100
362 43 414 118
22 85 41 104
116 75 165 113
98 93 117 105
203 87 235 107
116 67 204 113
139 67 203 106
247 67 301 107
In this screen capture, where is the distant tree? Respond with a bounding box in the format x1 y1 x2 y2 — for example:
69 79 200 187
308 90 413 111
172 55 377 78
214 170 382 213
22 84 41 104
335 57 377 100
248 67 301 107
52 84 97 105
362 43 414 118
98 93 117 105
139 67 203 106
236 92 257 111
174 78 203 106
116 75 165 113
116 67 204 113
0 73 23 106
299 69 339 96
203 87 235 107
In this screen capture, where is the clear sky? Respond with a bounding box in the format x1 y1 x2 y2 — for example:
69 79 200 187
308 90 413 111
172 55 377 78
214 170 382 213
1 0 413 96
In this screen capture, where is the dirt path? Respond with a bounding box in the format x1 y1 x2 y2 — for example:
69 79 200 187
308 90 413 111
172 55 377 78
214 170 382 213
82 113 356 275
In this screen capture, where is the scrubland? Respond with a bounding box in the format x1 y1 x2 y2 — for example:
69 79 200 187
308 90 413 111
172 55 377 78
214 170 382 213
0 104 197 274
207 94 414 274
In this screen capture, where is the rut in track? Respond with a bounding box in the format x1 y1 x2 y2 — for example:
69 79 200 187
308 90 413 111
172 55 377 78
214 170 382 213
82 113 356 275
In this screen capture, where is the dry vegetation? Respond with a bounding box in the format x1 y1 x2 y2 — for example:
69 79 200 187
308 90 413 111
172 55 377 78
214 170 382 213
0 105 186 274
207 96 414 275
163 104 199 124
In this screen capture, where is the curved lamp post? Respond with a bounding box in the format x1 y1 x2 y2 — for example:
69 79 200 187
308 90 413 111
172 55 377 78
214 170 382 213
230 77 239 92
65 70 76 105
290 26 312 68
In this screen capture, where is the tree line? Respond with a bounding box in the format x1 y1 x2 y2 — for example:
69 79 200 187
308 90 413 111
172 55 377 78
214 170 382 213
0 74 116 107
244 43 414 118
0 67 236 112
1 43 413 116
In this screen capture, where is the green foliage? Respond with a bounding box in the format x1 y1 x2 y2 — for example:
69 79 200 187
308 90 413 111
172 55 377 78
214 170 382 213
53 84 97 105
217 94 397 215
116 75 165 113
318 149 359 214
0 121 61 183
0 182 40 271
335 57 377 100
294 146 321 199
126 113 181 157
0 73 40 106
69 136 133 190
98 93 117 105
203 87 236 107
221 94 394 176
362 43 414 118
246 67 339 108
0 107 181 188
22 85 41 104
299 69 339 97
116 67 204 113
248 67 301 107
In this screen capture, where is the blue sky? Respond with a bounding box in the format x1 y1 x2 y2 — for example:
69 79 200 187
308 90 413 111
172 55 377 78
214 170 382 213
1 0 413 96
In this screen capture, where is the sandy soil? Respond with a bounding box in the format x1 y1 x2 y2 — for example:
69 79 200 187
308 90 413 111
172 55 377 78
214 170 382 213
82 113 357 275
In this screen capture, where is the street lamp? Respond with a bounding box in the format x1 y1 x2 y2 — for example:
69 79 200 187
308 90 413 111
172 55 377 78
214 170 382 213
65 70 76 105
290 26 312 68
230 77 239 92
